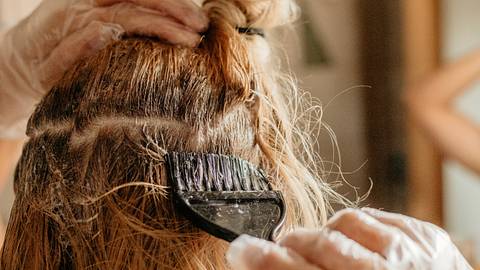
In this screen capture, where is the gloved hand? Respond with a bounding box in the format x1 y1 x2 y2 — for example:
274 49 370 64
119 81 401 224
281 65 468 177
0 0 208 138
226 208 473 270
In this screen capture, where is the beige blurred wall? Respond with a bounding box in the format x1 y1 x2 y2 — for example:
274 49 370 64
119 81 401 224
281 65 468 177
284 0 368 194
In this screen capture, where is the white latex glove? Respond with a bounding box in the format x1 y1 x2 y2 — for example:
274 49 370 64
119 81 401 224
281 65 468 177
226 208 473 270
0 0 208 138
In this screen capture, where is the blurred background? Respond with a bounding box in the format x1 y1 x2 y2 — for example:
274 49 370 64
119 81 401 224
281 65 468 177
1 0 480 266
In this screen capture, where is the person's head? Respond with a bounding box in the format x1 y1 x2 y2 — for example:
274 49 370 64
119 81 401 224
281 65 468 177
1 0 344 269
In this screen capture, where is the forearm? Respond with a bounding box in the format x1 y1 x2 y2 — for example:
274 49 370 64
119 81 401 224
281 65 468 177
419 107 480 174
406 49 480 106
404 49 480 174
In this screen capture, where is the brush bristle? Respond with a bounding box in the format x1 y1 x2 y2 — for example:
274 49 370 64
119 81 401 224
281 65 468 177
165 152 271 192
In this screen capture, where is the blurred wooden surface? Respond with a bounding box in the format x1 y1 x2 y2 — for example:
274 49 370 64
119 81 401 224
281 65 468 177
0 139 24 249
403 0 443 226
0 140 23 190
358 0 406 212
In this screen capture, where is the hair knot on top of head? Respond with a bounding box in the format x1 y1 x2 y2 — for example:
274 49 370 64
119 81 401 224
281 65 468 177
203 0 300 29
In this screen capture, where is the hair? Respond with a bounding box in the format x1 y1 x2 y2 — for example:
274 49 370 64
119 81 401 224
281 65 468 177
1 0 349 269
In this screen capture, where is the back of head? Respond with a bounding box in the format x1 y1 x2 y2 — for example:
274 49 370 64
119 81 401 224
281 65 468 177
1 1 339 269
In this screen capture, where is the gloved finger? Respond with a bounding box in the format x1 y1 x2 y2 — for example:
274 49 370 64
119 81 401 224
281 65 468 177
95 0 209 32
326 209 413 258
226 235 322 270
279 228 389 270
69 3 201 47
361 208 419 232
38 21 124 90
361 207 451 254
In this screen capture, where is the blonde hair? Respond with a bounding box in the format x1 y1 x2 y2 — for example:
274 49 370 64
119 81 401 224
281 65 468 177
1 0 348 269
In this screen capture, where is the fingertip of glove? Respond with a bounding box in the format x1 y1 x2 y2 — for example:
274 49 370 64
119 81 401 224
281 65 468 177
227 235 289 270
227 235 259 270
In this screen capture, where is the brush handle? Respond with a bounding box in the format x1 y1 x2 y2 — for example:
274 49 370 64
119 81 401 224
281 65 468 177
175 190 286 242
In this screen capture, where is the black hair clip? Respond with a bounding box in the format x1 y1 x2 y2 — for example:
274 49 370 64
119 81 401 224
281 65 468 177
236 27 266 38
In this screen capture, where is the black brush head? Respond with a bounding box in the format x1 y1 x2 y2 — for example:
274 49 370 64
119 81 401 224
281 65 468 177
165 152 286 242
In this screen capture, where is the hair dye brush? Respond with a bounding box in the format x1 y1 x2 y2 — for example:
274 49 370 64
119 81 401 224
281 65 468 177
164 152 286 242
